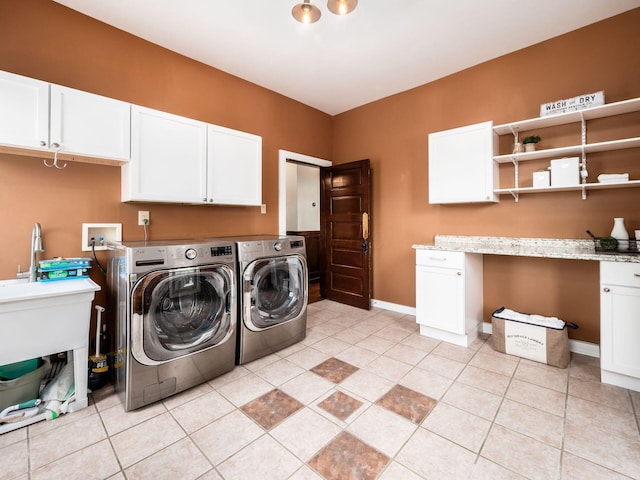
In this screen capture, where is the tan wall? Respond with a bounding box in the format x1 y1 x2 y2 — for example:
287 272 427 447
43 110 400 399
332 9 640 344
0 0 332 321
1 1 638 346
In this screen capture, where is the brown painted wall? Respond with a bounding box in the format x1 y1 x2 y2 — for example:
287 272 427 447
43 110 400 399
332 9 640 344
0 0 332 320
1 1 639 346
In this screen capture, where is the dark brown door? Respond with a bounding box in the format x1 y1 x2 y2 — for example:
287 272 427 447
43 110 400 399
320 159 371 309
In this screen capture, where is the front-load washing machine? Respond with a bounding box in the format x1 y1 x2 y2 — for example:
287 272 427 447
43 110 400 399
232 235 308 365
107 239 236 411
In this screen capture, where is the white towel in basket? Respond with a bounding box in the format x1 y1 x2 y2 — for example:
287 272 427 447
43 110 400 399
492 308 566 330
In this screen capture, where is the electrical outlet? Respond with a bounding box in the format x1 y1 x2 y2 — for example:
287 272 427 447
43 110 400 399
138 211 150 226
260 204 267 214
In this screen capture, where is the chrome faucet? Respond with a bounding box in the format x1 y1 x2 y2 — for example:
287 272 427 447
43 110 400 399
29 222 45 282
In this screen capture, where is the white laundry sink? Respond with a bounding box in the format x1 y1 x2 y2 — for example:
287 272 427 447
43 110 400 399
0 277 100 413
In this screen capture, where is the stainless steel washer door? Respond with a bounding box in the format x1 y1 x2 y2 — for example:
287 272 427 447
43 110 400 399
131 265 235 364
243 255 307 331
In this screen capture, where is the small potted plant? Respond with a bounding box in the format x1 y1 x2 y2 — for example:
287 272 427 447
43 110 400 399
522 135 541 152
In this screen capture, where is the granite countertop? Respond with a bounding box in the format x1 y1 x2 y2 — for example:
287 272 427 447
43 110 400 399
413 235 640 263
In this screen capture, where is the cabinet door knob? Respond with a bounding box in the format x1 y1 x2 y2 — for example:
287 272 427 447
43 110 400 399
457 271 462 276
203 198 207 202
51 142 60 149
603 287 610 292
39 140 47 147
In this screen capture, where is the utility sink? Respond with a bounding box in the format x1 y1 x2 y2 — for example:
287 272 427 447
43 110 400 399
0 277 100 413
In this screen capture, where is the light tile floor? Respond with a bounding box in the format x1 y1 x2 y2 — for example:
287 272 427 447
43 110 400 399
3 300 640 479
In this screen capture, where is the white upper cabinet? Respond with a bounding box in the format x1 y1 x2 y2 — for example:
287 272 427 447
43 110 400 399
0 70 49 149
123 105 208 203
428 121 498 204
50 85 131 161
0 70 130 164
207 125 262 206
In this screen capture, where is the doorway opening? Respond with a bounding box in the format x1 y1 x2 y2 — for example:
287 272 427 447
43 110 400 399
278 150 331 303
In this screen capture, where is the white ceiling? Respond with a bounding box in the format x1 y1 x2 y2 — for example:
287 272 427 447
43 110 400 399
53 0 640 115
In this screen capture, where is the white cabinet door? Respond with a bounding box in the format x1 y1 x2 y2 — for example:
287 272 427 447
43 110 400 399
123 106 208 203
428 121 498 204
0 71 49 149
416 265 464 334
50 85 130 161
207 125 262 206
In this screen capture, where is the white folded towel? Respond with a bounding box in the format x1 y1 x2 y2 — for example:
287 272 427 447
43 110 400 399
493 308 566 330
598 173 629 184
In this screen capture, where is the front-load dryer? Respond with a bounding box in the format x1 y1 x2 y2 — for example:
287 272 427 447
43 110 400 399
232 235 308 365
107 239 236 411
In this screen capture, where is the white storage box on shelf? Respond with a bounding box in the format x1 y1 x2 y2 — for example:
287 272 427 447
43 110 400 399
533 170 550 188
550 157 580 187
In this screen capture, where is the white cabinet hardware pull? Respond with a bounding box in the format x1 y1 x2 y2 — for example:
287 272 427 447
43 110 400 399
457 272 462 276
39 140 46 146
603 287 610 292
634 273 640 277
429 257 446 261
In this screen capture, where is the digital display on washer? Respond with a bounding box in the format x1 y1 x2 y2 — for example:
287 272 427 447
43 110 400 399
290 240 304 248
211 245 233 257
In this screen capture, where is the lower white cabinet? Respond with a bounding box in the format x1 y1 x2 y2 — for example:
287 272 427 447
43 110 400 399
428 121 498 204
122 105 262 205
415 249 483 347
600 261 640 391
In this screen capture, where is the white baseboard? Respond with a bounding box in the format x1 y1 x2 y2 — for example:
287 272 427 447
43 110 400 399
481 322 600 358
371 299 416 316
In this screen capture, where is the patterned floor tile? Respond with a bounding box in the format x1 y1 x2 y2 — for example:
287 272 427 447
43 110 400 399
375 384 437 424
310 357 359 383
317 390 364 421
240 389 304 430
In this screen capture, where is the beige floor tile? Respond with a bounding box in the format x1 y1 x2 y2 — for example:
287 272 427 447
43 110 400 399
215 372 276 407
288 465 324 480
300 328 328 346
458 365 511 396
1 439 28 479
0 425 25 448
242 353 280 372
442 382 503 421
364 355 413 382
396 428 476 479
191 410 264 465
279 370 335 405
400 332 441 353
339 369 396 403
283 346 330 370
335 345 380 368
311 319 349 336
29 412 107 470
382 343 427 366
275 340 307 358
107 472 126 480
373 325 412 343
208 364 250 389
30 439 120 480
254 358 305 386
356 335 395 354
331 327 370 345
564 420 640 478
170 389 235 433
569 353 601 381
161 382 213 410
495 398 564 448
568 376 633 412
271 407 342 461
28 402 99 437
352 320 390 336
217 434 302 480
561 452 633 480
90 384 121 412
416 353 466 379
481 424 561 480
567 394 640 440
400 367 453 400
514 361 568 393
469 351 519 377
506 379 566 417
124 437 212 480
469 457 527 479
347 404 417 457
378 461 424 480
422 402 491 453
432 341 477 363
111 412 185 468
98 400 166 436
310 336 351 356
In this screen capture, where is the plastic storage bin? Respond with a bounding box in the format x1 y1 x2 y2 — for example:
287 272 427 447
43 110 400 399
0 358 45 411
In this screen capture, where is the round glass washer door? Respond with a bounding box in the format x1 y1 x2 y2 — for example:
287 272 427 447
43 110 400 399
243 255 307 331
132 266 234 363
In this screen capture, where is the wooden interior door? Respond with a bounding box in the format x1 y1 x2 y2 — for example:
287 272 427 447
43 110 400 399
320 159 371 309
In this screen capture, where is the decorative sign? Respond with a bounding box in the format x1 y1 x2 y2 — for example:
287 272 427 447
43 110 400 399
540 91 605 117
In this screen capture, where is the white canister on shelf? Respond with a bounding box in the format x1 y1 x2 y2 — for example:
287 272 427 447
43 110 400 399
610 217 629 251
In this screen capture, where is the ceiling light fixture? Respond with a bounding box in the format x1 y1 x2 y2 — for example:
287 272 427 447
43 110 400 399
292 0 321 24
327 0 358 16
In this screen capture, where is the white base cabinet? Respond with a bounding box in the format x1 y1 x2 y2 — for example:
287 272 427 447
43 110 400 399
600 261 640 392
416 250 483 347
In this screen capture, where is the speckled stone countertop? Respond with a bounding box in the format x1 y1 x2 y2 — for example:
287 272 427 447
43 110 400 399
412 235 640 263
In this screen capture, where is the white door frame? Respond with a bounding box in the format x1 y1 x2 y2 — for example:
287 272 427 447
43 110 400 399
278 149 331 236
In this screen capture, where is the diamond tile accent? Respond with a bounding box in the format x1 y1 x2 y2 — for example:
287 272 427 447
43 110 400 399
308 431 390 480
310 357 359 383
376 384 437 424
240 389 303 430
317 391 364 422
